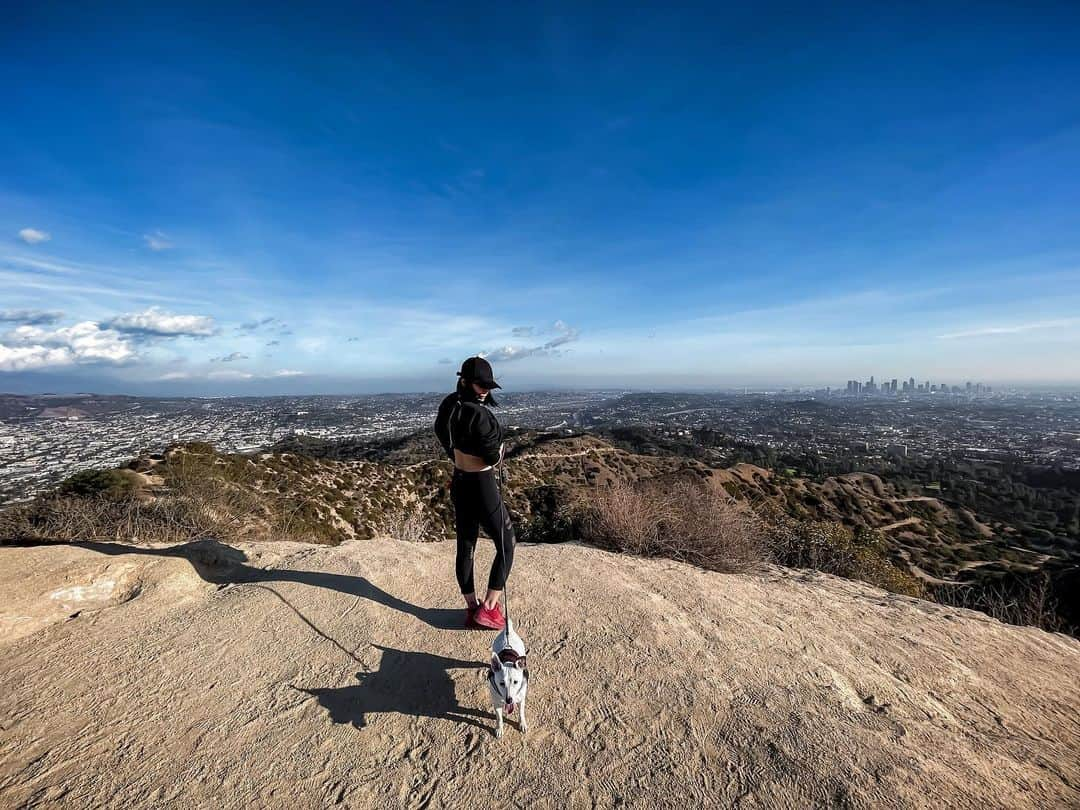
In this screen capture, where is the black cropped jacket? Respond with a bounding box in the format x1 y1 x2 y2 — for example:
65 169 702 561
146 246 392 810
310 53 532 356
434 390 502 466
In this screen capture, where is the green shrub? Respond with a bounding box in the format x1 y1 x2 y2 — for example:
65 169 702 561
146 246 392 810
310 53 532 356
58 468 138 499
767 515 923 597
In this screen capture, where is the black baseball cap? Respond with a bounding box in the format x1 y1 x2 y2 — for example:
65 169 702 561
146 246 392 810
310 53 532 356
457 356 501 389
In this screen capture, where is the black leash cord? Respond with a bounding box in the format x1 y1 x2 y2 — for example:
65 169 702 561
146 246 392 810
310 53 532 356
496 454 510 626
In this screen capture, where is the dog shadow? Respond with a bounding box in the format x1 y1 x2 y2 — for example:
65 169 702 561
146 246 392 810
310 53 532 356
298 644 491 730
6 538 464 630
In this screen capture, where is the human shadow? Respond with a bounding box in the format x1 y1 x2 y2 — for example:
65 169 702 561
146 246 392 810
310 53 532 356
6 538 463 630
297 644 490 731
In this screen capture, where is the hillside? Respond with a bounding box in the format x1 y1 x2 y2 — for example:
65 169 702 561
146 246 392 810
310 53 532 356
271 427 1080 591
1 535 1077 809
6 429 1075 632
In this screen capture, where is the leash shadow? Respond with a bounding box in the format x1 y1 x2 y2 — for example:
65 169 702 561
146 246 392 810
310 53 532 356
297 644 491 731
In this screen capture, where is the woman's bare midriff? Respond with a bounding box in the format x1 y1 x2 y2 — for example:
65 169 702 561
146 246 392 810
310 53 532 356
454 448 496 472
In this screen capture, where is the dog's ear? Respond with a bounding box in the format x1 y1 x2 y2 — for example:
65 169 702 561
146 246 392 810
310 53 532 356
490 653 501 672
515 656 527 670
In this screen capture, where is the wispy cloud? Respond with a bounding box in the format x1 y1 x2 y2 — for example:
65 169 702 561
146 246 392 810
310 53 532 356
0 309 64 325
17 228 51 244
0 270 204 304
157 368 303 382
104 307 217 338
938 319 1080 339
298 337 328 353
144 231 174 251
236 316 289 335
1 254 81 274
482 320 581 362
210 351 249 362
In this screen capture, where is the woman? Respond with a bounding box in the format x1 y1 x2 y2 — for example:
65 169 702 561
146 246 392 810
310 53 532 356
433 356 516 630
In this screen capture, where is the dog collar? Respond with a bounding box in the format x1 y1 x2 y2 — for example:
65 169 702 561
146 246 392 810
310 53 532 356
497 648 525 667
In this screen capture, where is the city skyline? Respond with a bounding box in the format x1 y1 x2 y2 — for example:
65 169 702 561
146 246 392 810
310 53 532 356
841 376 992 396
3 5 1080 395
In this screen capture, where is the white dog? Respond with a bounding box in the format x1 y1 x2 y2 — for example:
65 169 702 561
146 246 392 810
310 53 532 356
488 618 529 738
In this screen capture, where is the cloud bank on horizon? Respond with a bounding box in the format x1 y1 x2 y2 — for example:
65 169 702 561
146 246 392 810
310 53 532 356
1 4 1079 394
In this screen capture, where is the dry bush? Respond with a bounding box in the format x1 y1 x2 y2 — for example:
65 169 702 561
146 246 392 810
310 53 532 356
152 444 345 544
374 506 437 543
158 448 265 540
0 444 347 546
0 493 207 545
576 476 766 573
930 574 1069 633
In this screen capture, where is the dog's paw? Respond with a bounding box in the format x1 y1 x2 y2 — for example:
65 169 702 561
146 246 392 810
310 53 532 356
520 722 528 735
494 725 504 739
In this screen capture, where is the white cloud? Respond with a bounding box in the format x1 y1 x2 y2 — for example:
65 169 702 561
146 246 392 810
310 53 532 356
937 319 1080 339
105 306 217 337
18 228 50 244
144 231 174 251
0 344 72 371
0 321 136 370
158 371 191 380
208 369 255 380
272 369 304 377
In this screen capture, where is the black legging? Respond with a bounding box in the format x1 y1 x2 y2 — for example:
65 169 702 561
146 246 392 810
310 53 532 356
451 467 515 594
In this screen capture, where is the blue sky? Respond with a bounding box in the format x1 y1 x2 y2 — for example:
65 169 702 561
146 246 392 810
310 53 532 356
2 2 1080 394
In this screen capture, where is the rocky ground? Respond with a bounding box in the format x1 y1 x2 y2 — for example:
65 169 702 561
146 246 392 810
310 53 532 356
1 535 1077 809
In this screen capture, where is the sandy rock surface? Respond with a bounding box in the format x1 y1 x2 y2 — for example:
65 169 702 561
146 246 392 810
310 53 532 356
1 536 1077 809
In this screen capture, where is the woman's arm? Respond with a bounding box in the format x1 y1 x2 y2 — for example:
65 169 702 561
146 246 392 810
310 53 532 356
433 398 455 461
469 405 503 466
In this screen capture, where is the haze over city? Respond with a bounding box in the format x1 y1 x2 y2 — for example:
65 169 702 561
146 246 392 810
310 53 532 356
2 4 1080 395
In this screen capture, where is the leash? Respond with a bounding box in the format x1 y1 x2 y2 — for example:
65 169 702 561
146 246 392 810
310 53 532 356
496 455 511 627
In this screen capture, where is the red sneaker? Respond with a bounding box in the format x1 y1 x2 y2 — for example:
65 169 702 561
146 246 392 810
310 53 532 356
472 602 506 630
464 605 483 629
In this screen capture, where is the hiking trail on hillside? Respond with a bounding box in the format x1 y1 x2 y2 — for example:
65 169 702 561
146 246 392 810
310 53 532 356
1 535 1077 809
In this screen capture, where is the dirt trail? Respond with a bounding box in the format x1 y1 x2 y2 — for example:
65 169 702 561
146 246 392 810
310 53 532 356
879 517 921 532
1 536 1078 809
